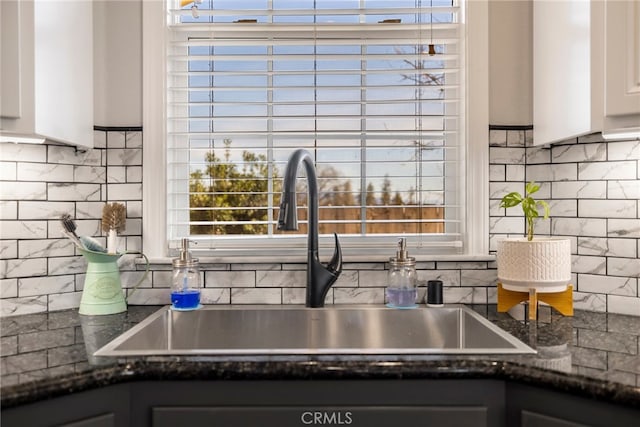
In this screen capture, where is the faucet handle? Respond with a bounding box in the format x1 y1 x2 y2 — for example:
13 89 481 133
327 233 343 275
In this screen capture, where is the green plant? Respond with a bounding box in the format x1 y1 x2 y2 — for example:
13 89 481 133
500 181 550 241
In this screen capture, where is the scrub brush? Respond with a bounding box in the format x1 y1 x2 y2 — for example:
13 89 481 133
60 214 107 252
60 214 82 248
102 202 126 253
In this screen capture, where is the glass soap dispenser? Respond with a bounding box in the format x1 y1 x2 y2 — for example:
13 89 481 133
385 238 418 309
171 238 201 310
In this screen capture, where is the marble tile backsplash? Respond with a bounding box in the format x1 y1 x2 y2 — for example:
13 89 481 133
1 132 144 316
489 130 639 316
0 129 638 317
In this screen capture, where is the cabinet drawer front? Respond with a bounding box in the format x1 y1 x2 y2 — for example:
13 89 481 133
152 405 488 427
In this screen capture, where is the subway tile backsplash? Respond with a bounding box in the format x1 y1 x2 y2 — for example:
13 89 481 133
0 129 638 317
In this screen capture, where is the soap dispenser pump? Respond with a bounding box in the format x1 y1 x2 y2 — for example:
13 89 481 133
385 238 417 309
171 238 201 310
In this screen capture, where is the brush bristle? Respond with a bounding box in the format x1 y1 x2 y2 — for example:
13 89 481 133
60 213 78 234
101 203 126 233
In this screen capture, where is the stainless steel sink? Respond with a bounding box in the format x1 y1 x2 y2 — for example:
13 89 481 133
94 305 535 357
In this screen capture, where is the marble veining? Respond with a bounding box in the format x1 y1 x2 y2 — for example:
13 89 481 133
17 163 74 183
0 221 47 240
608 219 640 238
444 287 487 304
608 180 640 200
577 237 637 257
489 147 526 164
551 217 607 237
525 146 550 164
608 140 640 161
578 274 637 297
0 143 47 163
2 129 638 322
552 180 607 199
573 292 607 312
333 287 383 304
73 165 106 183
47 146 101 166
0 296 47 317
3 258 47 279
527 163 577 182
106 148 142 166
18 239 75 259
47 183 101 202
551 143 607 163
607 258 640 278
578 160 637 180
256 270 306 287
332 270 358 287
356 270 387 287
1 244 18 263
418 270 460 286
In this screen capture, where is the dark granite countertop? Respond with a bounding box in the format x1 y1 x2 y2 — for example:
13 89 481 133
1 304 639 409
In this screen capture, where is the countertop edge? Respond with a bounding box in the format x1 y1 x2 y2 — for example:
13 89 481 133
2 359 639 410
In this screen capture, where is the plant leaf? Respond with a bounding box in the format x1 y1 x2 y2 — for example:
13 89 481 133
525 181 540 195
538 200 550 219
500 192 523 208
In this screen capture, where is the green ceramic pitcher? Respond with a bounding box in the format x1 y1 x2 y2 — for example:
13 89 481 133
78 248 149 315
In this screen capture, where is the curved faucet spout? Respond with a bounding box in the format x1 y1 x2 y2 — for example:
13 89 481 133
277 149 343 307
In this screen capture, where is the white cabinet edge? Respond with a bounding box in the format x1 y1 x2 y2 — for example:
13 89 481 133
0 0 94 149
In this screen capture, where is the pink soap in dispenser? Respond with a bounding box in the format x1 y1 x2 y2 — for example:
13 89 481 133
385 238 417 309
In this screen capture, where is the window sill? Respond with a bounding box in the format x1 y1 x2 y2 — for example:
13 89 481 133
139 253 496 265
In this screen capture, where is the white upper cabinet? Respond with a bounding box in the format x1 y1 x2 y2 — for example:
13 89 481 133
533 0 640 146
0 0 93 148
604 0 640 121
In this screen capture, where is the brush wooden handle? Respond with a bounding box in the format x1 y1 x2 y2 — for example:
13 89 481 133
107 229 118 254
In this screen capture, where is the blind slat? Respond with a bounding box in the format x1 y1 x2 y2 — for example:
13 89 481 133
170 6 459 16
167 1 464 251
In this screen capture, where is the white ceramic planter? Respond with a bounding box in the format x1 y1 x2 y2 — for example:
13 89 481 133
497 237 571 293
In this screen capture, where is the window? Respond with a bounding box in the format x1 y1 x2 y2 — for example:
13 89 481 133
143 0 488 260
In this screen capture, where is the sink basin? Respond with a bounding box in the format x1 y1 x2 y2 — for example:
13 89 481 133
94 305 535 357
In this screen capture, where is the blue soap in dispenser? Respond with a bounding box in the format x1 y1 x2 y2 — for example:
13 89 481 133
171 238 201 310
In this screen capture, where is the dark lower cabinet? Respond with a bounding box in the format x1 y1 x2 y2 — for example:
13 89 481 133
137 380 503 427
520 410 588 427
0 384 129 427
63 413 116 427
2 379 639 427
152 406 488 427
506 382 640 427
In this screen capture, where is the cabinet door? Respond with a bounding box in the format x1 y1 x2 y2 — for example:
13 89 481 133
131 380 506 427
521 410 588 427
33 0 93 147
0 0 21 118
532 0 603 145
605 0 640 118
61 413 116 427
0 0 93 148
0 385 129 427
152 406 488 427
506 382 640 427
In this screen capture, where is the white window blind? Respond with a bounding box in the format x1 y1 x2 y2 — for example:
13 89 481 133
166 0 465 256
